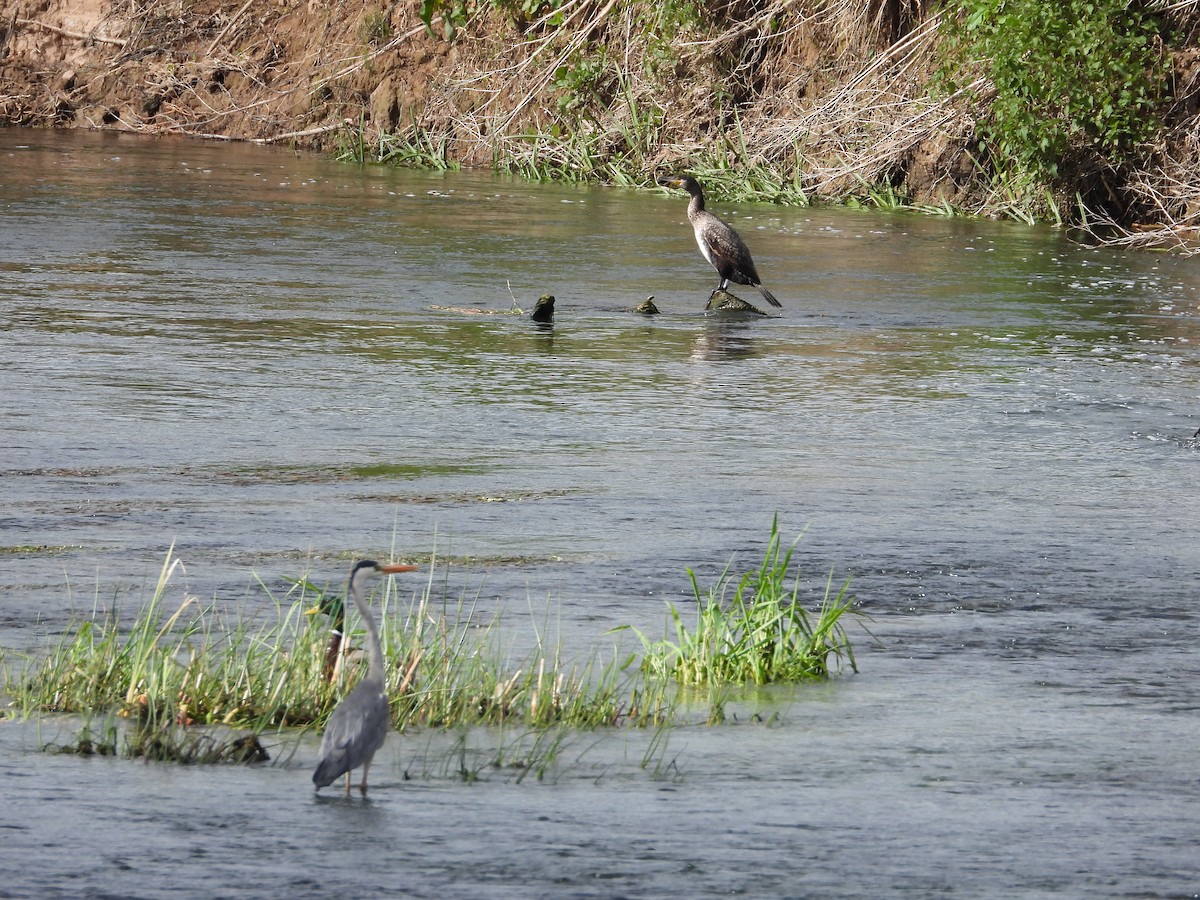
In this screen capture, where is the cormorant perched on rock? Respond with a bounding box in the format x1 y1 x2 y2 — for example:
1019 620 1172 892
658 174 781 308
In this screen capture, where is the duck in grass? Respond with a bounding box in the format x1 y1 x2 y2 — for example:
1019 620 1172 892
658 174 782 309
305 591 356 683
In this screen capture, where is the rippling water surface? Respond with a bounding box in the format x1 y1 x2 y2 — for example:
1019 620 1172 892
3 129 1200 897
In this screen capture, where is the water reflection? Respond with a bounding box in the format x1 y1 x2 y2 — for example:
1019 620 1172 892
689 320 761 362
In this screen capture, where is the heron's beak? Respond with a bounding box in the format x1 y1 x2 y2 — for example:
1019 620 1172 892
380 563 420 574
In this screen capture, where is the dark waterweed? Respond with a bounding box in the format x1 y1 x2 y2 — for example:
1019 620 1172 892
42 713 271 764
3 525 858 769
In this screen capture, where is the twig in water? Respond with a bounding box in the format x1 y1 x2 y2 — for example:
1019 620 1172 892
257 119 354 144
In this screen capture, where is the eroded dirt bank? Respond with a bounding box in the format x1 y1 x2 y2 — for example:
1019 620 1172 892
1 0 457 145
0 1 974 198
5 1 1200 251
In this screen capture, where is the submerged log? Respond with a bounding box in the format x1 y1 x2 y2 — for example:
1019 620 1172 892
428 294 555 320
530 294 555 323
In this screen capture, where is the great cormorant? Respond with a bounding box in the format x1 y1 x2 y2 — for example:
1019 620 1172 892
658 174 781 308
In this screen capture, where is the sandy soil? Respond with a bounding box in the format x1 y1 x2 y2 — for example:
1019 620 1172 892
1 0 454 148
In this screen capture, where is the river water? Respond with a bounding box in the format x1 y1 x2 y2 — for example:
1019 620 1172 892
2 129 1200 897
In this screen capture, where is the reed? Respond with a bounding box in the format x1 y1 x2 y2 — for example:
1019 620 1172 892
5 556 352 730
5 521 859 767
3 551 652 733
629 517 858 686
421 725 578 783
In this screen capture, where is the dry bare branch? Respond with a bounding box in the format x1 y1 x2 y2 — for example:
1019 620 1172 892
16 17 126 47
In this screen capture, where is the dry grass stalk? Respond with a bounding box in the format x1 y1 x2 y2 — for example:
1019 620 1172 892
1079 121 1200 254
15 17 127 47
204 0 255 56
741 10 961 196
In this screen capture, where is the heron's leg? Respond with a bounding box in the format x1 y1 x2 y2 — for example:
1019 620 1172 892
359 759 371 795
343 771 352 796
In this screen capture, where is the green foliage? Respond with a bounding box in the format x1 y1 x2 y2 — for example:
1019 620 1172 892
419 0 565 40
334 121 460 170
629 517 858 686
8 520 860 757
552 52 615 115
942 0 1166 183
374 126 459 170
420 0 473 41
503 69 665 183
635 0 704 78
492 0 566 28
335 114 371 164
4 548 655 733
4 553 341 729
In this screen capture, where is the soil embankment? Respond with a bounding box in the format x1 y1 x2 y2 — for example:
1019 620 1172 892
4 1 1200 250
1 0 454 146
0 2 967 199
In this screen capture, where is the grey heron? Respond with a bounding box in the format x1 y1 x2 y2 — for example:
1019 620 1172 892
658 174 782 308
312 559 417 796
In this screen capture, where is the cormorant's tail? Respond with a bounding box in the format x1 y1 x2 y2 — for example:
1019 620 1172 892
756 284 782 308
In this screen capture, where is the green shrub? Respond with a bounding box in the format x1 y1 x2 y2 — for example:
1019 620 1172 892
942 0 1166 183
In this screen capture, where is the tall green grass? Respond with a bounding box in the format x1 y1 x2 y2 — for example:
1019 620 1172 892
627 517 857 685
3 522 860 766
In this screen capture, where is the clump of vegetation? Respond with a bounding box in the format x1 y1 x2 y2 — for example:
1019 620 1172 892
43 714 270 764
3 522 860 768
4 553 340 730
42 719 120 757
358 8 394 47
628 517 856 685
939 0 1166 198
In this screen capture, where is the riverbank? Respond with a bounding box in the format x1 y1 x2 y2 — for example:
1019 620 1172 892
4 1 1200 249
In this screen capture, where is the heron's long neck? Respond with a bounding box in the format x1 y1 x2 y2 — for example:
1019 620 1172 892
349 583 386 683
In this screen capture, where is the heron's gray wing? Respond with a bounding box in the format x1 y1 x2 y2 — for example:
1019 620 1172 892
312 680 390 787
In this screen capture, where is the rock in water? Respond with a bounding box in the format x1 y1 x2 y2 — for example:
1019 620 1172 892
531 294 555 323
704 290 768 316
